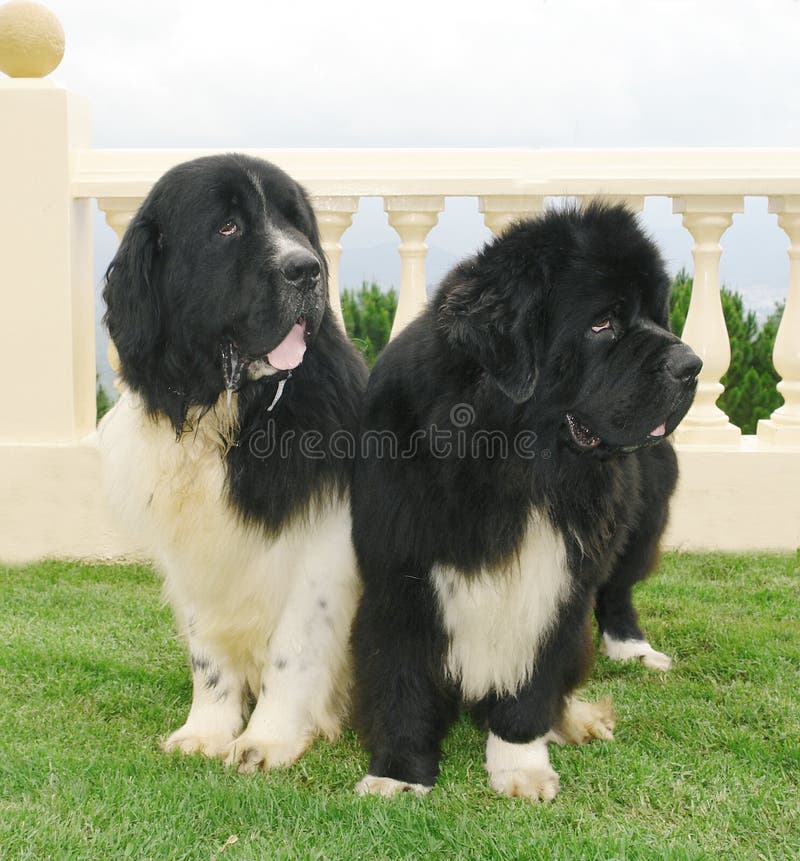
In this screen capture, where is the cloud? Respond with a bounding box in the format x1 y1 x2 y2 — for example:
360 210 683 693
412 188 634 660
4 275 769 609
47 0 800 147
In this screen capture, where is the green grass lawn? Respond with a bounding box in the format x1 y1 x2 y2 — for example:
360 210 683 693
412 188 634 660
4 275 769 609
1 554 798 861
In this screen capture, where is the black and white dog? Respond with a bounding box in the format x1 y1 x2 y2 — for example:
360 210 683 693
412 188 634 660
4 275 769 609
351 203 700 800
99 154 367 771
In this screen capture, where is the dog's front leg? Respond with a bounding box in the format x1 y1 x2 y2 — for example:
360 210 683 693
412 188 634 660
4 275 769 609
483 601 599 801
162 637 247 758
226 535 359 773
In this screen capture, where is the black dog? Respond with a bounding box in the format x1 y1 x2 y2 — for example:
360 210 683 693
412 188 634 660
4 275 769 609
100 154 367 771
351 203 699 799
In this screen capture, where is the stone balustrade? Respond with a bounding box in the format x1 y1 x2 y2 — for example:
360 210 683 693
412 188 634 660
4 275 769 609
72 148 800 450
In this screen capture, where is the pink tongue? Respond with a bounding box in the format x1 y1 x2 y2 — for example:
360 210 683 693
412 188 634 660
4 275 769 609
267 322 307 371
650 423 667 437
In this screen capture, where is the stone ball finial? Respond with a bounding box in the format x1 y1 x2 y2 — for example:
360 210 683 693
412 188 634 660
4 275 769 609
0 1 65 78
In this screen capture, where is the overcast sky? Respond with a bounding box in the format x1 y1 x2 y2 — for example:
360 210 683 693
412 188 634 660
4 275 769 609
39 0 800 384
50 0 800 149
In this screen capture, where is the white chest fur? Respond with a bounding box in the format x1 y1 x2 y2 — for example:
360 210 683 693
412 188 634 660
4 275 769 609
432 513 571 700
99 391 248 566
97 392 357 674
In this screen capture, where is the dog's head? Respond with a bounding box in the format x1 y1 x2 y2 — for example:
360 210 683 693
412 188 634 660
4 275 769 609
437 202 701 453
103 154 327 430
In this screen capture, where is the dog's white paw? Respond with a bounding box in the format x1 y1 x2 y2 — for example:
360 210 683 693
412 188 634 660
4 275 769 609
485 732 560 801
224 733 310 773
162 725 236 758
355 775 432 797
639 647 672 671
488 765 561 801
549 696 615 745
601 634 673 671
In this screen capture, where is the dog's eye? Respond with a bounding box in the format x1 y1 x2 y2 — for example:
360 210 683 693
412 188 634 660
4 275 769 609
219 220 238 237
591 320 612 333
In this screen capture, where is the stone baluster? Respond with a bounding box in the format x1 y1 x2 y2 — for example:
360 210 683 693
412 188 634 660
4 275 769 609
97 197 143 392
758 197 800 446
311 195 359 326
672 196 744 445
97 196 140 241
385 196 444 338
478 195 546 235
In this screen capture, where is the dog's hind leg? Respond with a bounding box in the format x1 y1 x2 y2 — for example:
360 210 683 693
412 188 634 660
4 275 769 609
547 696 615 745
596 551 673 672
595 443 677 671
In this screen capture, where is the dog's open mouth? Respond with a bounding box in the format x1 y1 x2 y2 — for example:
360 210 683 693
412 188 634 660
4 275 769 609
566 413 602 450
566 413 669 451
221 317 308 399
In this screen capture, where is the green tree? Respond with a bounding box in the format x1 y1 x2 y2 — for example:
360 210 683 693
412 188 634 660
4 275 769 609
669 269 783 434
96 374 112 423
341 281 398 367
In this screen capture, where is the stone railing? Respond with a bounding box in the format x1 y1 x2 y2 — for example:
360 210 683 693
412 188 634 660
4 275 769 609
0 5 798 560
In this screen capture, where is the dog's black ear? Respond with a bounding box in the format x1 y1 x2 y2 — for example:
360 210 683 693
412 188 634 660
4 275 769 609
437 274 538 403
102 211 162 392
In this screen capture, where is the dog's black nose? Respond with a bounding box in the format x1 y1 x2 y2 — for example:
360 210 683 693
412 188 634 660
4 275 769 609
665 346 703 384
280 250 321 291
